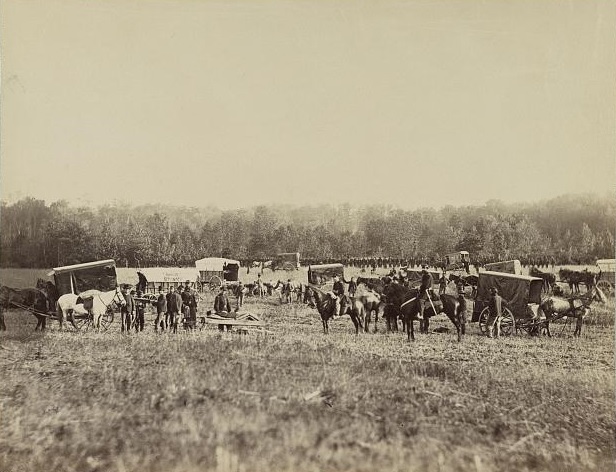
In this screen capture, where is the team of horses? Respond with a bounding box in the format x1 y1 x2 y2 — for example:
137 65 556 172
0 279 126 332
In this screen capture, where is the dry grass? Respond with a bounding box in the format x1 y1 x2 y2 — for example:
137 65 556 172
1 267 614 472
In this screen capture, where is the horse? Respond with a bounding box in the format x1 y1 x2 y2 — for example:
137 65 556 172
305 286 365 334
382 283 466 342
0 286 50 331
36 279 59 312
356 289 384 333
538 287 600 337
529 267 556 293
56 287 126 330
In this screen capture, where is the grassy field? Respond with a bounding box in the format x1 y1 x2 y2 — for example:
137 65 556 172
1 267 614 472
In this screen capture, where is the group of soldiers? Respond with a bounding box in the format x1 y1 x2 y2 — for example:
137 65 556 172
120 281 199 334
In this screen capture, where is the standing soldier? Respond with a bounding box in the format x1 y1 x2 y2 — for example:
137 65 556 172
134 289 146 332
155 286 167 331
167 285 182 334
121 285 134 333
236 281 245 309
438 271 448 295
486 287 509 339
181 284 192 323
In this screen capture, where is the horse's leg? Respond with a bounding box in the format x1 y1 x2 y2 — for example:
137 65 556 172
0 307 6 331
373 307 378 333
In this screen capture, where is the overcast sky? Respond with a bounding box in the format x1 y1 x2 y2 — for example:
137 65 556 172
1 0 614 210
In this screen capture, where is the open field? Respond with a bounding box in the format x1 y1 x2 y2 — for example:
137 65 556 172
1 265 615 472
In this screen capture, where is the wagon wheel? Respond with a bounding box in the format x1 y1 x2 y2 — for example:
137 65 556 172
282 262 295 271
72 313 92 331
499 308 515 336
100 310 115 331
478 307 515 337
596 280 613 296
209 276 223 291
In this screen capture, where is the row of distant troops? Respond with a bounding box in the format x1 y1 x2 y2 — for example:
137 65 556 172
239 256 557 271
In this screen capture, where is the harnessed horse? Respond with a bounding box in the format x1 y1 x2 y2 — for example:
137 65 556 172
0 286 50 331
56 287 126 330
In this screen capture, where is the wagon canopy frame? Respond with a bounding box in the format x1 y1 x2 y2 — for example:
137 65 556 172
47 259 118 296
472 271 544 322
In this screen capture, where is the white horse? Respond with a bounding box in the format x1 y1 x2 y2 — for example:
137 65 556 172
56 287 126 330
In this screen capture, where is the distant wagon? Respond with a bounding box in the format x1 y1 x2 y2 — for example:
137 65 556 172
483 260 523 275
596 259 615 296
195 257 240 290
136 267 200 293
272 252 301 271
472 271 544 336
443 251 470 272
308 263 344 286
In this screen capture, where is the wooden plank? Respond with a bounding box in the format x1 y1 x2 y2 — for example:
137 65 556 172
203 318 265 326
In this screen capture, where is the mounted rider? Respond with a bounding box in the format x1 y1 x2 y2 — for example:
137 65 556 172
331 275 345 316
417 269 434 320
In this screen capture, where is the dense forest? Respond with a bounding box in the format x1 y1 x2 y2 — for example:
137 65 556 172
0 193 614 268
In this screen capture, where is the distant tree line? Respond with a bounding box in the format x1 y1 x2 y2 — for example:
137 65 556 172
0 193 613 268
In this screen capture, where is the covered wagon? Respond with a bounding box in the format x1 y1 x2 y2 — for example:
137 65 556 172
272 252 301 271
48 259 118 296
596 259 615 296
195 257 240 290
307 263 344 286
136 267 200 293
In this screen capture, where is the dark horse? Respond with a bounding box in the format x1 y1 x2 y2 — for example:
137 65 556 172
36 278 59 312
305 286 365 334
0 286 50 331
529 267 556 293
383 283 466 342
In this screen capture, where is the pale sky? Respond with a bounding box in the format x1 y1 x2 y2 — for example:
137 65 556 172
1 0 615 210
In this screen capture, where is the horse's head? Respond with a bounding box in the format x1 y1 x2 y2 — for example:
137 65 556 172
113 287 127 308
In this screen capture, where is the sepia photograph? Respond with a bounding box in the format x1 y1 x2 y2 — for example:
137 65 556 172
1 1 614 471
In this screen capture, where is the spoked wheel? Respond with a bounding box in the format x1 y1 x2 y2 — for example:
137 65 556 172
72 314 92 331
596 280 613 296
100 310 114 331
209 276 223 291
479 306 515 336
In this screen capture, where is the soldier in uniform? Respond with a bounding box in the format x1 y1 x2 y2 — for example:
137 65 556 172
417 270 433 320
155 286 167 331
486 287 510 338
121 285 134 333
332 275 345 316
134 289 146 332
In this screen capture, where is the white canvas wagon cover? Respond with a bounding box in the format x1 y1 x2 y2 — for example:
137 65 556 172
137 267 199 284
195 257 240 272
